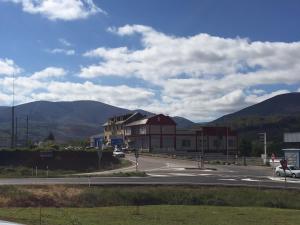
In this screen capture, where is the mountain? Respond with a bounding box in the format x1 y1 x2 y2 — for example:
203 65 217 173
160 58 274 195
214 92 300 122
211 92 300 155
0 101 195 145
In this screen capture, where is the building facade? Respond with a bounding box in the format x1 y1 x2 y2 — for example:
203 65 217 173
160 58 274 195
283 132 300 167
176 127 238 155
103 112 145 145
123 114 238 155
125 114 176 152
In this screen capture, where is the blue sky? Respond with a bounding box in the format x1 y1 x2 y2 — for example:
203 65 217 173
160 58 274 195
0 0 300 122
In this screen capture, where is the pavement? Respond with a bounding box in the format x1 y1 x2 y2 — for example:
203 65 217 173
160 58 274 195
0 154 299 189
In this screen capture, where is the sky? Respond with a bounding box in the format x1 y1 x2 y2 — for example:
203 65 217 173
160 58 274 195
0 0 300 122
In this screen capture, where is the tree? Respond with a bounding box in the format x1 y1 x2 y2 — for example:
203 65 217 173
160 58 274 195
239 139 252 157
46 132 55 141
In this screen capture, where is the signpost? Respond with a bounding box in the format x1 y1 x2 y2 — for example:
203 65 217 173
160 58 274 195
135 149 139 172
96 137 104 170
111 138 123 147
280 159 288 187
271 153 275 175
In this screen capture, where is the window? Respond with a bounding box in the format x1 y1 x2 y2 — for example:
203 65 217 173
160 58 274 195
182 140 191 147
228 140 234 147
139 126 146 134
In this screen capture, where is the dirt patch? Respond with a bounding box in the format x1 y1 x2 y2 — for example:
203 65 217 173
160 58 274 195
24 185 83 198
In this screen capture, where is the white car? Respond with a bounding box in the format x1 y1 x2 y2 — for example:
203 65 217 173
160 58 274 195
275 165 300 178
113 148 125 158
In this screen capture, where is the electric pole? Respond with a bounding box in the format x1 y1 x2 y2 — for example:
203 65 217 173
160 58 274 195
15 117 18 147
11 72 15 149
26 115 29 147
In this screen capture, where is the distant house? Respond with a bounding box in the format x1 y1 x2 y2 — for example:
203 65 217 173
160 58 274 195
176 127 238 155
102 112 238 155
103 112 145 146
124 114 238 155
125 114 176 152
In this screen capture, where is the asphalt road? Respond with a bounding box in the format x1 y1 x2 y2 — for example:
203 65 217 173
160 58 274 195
0 154 299 189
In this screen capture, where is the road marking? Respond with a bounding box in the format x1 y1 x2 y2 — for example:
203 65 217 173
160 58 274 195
147 174 169 177
219 178 236 181
268 176 300 183
241 178 260 182
168 173 197 176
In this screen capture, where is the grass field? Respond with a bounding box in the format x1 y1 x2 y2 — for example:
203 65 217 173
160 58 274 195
0 185 299 209
0 205 299 225
0 159 132 178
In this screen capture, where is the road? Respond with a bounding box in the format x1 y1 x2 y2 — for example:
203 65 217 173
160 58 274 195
0 154 299 189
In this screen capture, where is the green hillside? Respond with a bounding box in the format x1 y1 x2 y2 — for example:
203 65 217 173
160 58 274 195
212 93 300 156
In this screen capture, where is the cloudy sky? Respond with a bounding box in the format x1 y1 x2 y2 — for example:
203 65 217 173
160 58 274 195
0 0 300 122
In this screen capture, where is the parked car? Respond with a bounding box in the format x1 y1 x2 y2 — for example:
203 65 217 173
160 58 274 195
113 146 125 158
275 165 300 178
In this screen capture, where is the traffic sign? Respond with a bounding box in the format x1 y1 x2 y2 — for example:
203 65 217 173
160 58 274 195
280 159 288 170
271 153 275 162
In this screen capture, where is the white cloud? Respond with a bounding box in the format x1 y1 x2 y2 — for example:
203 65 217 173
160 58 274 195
245 90 290 104
0 66 155 110
0 58 21 76
59 38 72 46
30 67 67 80
47 48 75 55
79 24 300 121
31 81 154 108
4 0 106 20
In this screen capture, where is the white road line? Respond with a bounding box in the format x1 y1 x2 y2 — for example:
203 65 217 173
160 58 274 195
241 178 260 182
219 178 236 181
147 174 169 177
268 176 300 183
168 173 197 176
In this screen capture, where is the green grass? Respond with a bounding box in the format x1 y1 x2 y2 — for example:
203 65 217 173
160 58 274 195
0 185 299 209
110 171 147 177
0 166 82 178
0 205 299 225
0 159 132 178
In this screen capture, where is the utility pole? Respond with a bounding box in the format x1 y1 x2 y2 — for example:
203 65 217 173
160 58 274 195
201 130 204 169
264 133 267 165
11 72 15 149
15 117 18 147
26 115 29 147
226 127 229 164
259 132 267 165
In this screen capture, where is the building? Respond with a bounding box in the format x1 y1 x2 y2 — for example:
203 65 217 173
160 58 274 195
283 132 300 167
176 127 238 155
282 149 300 168
103 112 145 146
124 114 238 155
125 114 176 152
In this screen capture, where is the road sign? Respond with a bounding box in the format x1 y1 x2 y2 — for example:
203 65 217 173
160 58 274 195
271 153 275 162
111 138 123 146
280 159 288 170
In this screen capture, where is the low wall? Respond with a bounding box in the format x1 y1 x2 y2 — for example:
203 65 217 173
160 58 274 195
0 150 118 170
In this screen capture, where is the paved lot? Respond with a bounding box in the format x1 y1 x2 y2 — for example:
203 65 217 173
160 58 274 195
0 154 299 189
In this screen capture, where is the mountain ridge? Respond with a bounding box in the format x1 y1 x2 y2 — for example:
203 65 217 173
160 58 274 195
0 100 195 144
